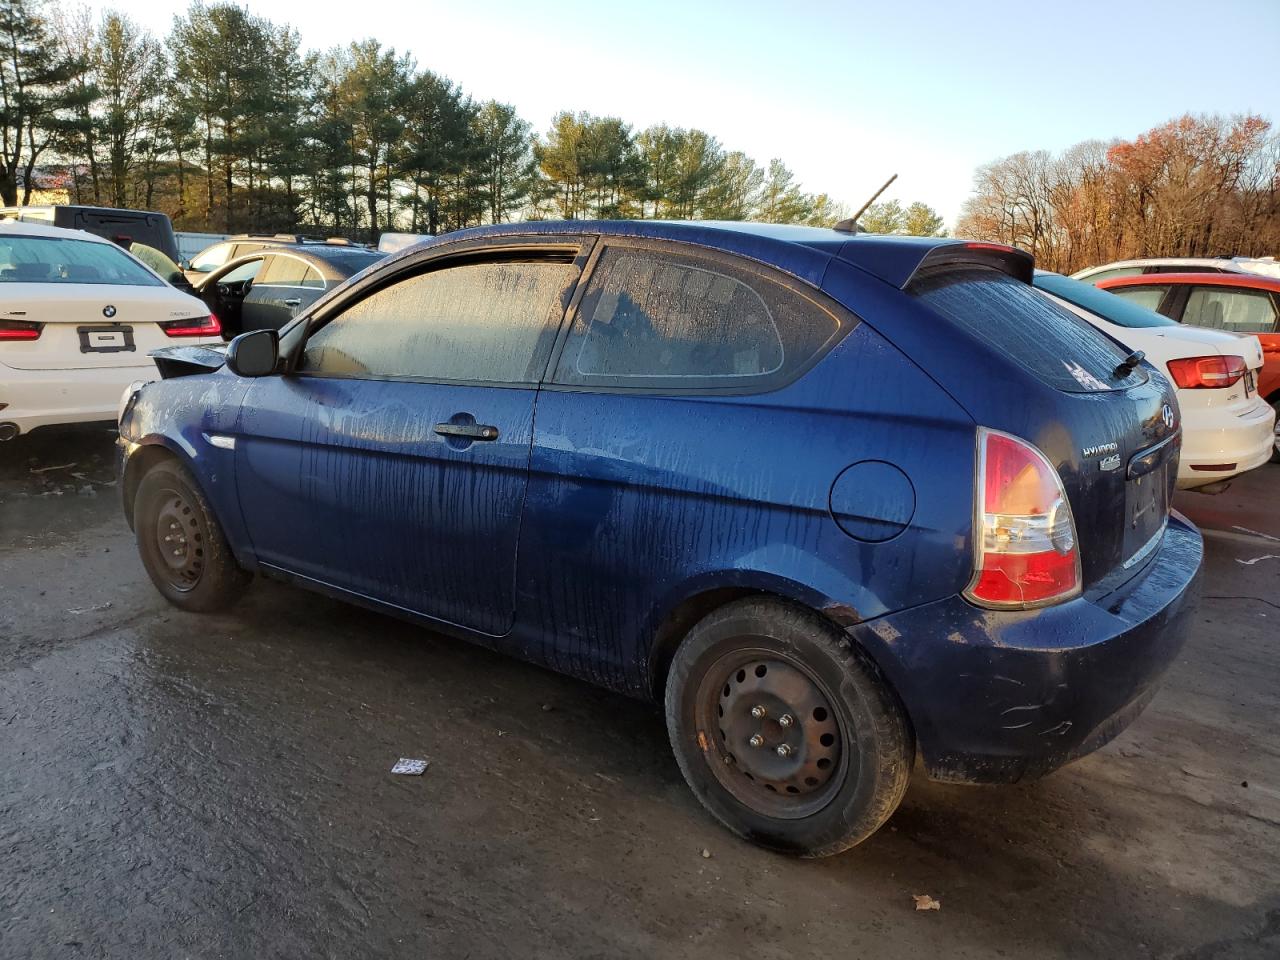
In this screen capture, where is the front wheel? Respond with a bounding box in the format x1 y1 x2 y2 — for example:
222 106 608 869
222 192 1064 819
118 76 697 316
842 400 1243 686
134 458 250 612
665 598 913 857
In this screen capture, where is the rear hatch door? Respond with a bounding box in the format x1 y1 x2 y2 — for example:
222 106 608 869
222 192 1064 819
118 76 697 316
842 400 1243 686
908 262 1179 588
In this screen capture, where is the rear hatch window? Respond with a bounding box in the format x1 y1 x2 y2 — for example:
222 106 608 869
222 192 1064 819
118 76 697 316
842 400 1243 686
911 267 1147 392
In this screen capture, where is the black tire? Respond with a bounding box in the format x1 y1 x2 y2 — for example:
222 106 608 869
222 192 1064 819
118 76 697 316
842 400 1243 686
665 598 913 857
134 458 250 612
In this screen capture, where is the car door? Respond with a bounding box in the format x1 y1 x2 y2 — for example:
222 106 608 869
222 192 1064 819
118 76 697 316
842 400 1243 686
232 246 584 636
240 254 317 331
198 256 264 336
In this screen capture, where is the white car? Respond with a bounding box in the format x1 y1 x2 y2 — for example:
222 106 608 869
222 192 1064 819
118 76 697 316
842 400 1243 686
1035 272 1274 490
1072 256 1280 285
0 221 221 440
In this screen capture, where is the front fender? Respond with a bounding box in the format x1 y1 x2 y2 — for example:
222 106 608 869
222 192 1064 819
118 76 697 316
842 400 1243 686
118 370 254 566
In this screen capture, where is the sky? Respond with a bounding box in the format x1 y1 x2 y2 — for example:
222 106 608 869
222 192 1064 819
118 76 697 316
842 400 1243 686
84 0 1280 226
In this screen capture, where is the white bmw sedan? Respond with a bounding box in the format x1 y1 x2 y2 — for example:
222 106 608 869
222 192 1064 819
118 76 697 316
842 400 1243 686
0 221 221 439
1035 271 1274 491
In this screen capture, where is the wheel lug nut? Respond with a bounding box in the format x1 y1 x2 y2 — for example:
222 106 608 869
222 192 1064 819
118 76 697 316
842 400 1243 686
775 744 792 758
750 705 766 719
749 734 764 748
779 714 794 728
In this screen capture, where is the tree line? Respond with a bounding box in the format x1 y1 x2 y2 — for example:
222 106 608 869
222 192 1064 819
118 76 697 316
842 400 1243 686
1 0 947 240
956 114 1280 273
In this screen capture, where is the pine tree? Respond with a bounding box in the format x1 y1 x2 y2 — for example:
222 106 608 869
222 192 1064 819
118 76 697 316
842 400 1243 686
0 0 91 205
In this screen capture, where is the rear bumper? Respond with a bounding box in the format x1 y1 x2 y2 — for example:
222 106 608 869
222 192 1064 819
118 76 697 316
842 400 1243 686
1177 398 1275 487
0 361 157 434
851 513 1203 784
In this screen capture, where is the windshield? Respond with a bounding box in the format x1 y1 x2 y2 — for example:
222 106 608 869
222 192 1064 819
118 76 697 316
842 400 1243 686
1034 272 1176 329
0 235 164 286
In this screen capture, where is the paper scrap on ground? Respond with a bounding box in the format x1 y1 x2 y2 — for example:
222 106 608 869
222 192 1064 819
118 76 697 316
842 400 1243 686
913 894 941 911
391 758 429 776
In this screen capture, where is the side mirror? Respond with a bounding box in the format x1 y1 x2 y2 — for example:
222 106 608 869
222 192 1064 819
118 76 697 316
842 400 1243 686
178 258 192 270
226 328 279 377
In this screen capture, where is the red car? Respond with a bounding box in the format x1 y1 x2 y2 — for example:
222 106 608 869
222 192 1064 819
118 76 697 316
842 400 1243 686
1097 272 1280 460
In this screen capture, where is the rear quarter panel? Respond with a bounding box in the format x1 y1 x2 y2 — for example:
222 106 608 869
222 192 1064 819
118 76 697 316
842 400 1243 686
514 314 976 697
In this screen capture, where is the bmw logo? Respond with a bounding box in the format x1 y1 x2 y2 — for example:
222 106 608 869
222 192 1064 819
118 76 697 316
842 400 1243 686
102 305 117 318
1161 403 1175 429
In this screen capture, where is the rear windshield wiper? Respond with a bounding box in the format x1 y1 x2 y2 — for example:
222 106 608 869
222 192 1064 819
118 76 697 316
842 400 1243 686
1113 350 1145 379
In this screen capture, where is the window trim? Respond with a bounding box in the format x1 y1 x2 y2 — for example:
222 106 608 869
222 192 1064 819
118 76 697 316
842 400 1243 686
543 237 858 397
286 238 592 388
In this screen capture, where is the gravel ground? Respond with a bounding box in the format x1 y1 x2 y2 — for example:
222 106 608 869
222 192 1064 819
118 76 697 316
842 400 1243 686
2 424 1277 959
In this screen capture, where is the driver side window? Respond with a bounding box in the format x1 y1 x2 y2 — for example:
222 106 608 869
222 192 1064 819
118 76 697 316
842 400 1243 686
220 259 264 284
191 243 232 272
301 258 577 383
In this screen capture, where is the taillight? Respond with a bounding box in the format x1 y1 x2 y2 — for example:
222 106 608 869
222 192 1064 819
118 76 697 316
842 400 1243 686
158 314 221 338
0 319 42 340
965 428 1081 609
1165 355 1246 389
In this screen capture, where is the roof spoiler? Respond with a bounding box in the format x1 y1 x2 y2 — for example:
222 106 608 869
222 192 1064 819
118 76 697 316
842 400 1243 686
901 241 1034 288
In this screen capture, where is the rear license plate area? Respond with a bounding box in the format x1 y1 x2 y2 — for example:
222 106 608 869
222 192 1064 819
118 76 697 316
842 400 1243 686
77 325 135 354
1122 460 1169 566
1244 369 1256 396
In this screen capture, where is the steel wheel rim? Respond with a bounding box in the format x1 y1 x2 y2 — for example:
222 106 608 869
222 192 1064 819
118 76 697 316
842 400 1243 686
152 488 204 592
694 645 849 820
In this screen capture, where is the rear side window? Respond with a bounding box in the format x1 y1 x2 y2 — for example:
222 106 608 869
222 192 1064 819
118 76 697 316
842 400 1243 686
911 267 1144 392
259 255 309 286
1182 287 1278 334
1107 285 1170 313
301 259 576 383
554 246 843 390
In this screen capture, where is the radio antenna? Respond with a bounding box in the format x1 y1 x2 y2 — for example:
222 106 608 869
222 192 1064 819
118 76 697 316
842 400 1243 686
833 173 898 234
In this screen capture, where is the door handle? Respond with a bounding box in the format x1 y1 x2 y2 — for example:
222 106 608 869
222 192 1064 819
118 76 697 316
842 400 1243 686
282 298 302 307
434 422 500 441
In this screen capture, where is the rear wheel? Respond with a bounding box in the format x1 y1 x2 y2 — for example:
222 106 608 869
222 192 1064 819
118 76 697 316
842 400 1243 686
665 598 913 857
134 458 250 611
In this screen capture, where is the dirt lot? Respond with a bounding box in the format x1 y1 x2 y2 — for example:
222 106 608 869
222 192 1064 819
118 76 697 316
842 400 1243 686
1 424 1277 959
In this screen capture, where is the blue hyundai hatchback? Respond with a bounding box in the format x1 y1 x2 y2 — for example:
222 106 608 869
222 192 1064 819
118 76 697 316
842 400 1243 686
117 221 1202 856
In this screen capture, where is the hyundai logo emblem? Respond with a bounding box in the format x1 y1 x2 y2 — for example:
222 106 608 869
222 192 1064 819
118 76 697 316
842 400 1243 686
102 305 117 318
1161 403 1174 429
